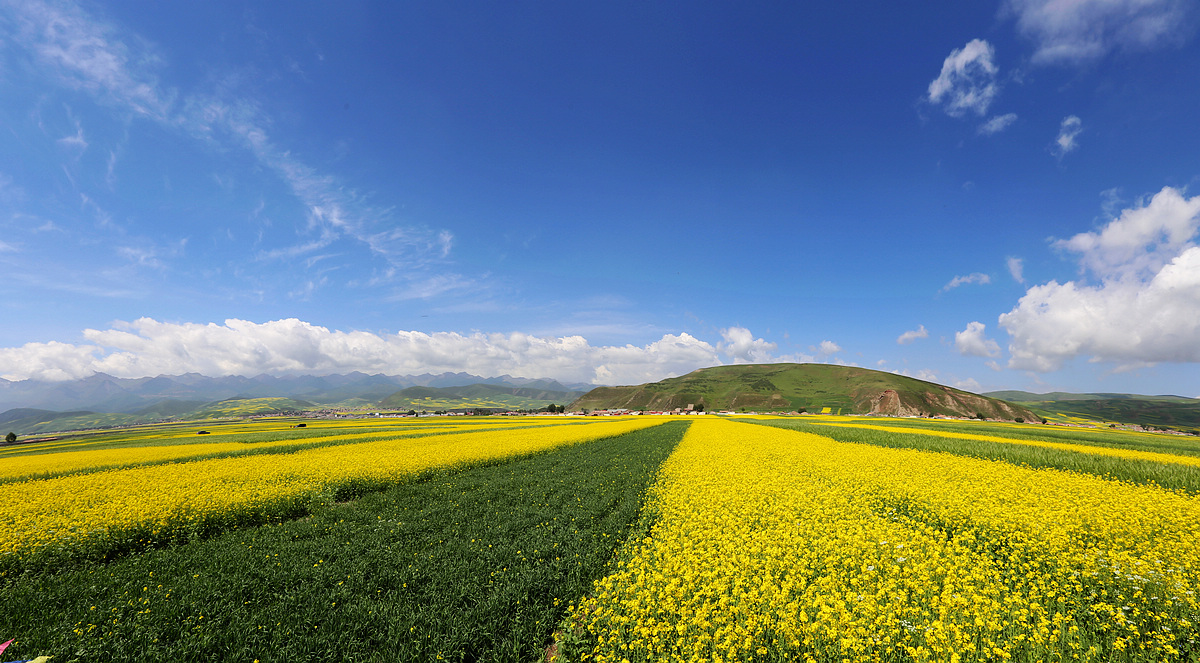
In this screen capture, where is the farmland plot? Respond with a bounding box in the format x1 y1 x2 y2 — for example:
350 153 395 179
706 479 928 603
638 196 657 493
0 419 686 662
561 418 1200 662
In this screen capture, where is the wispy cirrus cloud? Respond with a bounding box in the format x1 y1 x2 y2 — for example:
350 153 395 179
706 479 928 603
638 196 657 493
6 0 455 291
1004 0 1196 64
7 0 174 119
941 272 991 293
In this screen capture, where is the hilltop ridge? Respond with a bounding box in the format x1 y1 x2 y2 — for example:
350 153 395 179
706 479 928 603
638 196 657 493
571 363 1040 421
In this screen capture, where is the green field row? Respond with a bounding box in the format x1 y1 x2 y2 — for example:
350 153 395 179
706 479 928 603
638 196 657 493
0 421 688 662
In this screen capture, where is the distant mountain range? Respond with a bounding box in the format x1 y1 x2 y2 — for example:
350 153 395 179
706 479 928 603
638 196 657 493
0 372 589 435
571 363 1041 422
5 368 1196 436
0 371 590 414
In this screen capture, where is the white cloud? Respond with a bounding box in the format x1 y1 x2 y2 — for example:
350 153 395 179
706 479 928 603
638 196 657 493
0 340 105 382
941 272 992 292
955 321 1001 358
1007 256 1026 284
897 325 929 345
978 113 1018 135
1053 115 1083 157
717 326 778 363
927 39 1000 117
1000 186 1200 371
816 340 842 356
912 369 939 382
954 377 983 392
0 318 808 386
1055 186 1200 279
1005 0 1194 64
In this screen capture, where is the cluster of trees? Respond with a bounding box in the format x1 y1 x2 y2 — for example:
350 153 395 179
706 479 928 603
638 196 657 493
4 432 16 445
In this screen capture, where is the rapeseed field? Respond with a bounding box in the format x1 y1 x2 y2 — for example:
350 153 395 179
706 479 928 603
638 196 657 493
7 414 1200 661
0 417 664 574
562 418 1200 662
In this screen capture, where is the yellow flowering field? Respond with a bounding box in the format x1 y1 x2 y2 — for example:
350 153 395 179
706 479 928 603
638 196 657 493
563 418 1200 662
0 425 464 481
0 417 664 574
805 420 1200 469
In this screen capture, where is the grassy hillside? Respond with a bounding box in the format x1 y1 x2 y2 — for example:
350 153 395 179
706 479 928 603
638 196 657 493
189 397 316 418
571 363 1039 421
0 397 322 436
1 410 151 436
987 390 1197 403
993 396 1200 432
379 383 580 411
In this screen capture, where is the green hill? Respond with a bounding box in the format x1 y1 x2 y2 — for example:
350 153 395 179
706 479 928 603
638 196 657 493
571 363 1039 421
985 390 1200 431
380 384 581 412
0 408 187 436
985 390 1196 403
189 397 316 419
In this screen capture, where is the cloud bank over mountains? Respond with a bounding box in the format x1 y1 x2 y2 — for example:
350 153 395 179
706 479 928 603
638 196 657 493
0 320 816 387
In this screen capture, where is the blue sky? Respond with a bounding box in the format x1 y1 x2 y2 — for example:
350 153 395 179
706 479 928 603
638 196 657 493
2 0 1200 395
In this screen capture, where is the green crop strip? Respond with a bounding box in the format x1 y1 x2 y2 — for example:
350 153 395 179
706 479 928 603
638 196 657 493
748 418 1200 494
828 417 1200 458
0 421 688 663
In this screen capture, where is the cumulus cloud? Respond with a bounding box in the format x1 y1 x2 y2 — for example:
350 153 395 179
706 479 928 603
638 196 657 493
927 39 1000 117
717 327 778 363
0 319 810 386
894 368 940 383
1005 0 1194 64
1053 116 1083 157
941 272 992 292
1007 256 1026 283
1000 186 1200 371
954 377 983 392
955 321 1002 358
0 340 106 382
1054 186 1200 279
897 325 929 345
978 113 1018 135
815 340 842 356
